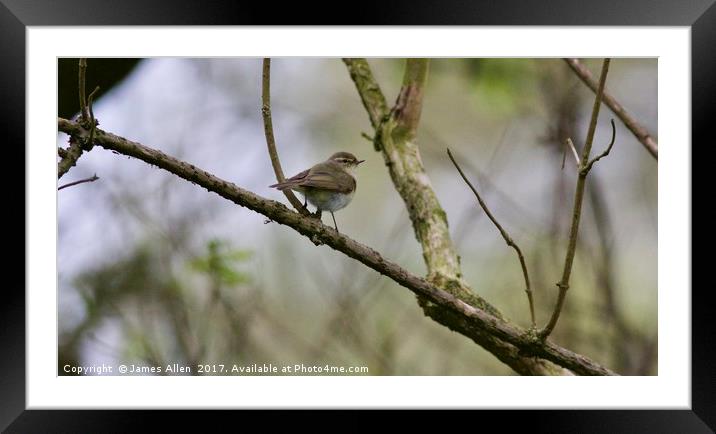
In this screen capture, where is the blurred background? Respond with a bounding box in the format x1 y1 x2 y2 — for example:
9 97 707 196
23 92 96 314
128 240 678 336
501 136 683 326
57 58 657 375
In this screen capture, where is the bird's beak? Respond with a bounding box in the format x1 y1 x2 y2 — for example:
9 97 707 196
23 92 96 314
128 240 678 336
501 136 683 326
357 159 365 165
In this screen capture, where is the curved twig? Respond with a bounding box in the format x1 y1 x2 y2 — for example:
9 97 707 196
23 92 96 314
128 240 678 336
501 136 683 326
85 85 100 150
261 58 310 216
582 119 617 174
447 148 536 328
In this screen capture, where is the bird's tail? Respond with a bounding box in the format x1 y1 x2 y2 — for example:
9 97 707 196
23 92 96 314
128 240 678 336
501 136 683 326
269 180 298 191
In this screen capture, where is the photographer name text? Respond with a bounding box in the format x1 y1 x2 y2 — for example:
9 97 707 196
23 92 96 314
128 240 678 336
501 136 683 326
62 363 368 375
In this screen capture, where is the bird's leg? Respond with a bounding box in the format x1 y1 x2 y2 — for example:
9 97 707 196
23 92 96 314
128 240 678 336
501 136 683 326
313 209 322 220
331 212 339 233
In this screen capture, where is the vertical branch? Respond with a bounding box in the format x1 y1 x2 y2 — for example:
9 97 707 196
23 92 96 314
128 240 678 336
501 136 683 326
540 58 612 339
447 149 536 327
261 58 310 216
78 58 90 121
389 60 456 276
345 59 479 300
392 58 429 139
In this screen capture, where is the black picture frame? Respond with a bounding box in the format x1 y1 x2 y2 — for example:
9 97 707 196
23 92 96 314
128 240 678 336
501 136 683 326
3 0 710 431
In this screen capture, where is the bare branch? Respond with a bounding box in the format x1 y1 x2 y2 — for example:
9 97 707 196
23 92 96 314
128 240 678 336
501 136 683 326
87 85 100 105
583 119 617 174
58 117 616 376
261 58 310 216
447 148 536 328
85 85 100 150
564 138 580 168
78 58 89 121
564 58 657 159
58 174 99 190
541 58 612 340
57 138 85 179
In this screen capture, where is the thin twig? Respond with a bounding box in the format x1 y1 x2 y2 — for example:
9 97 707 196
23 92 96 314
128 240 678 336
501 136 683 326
540 59 612 340
261 58 310 216
582 119 616 174
87 86 100 112
564 58 657 159
58 174 99 190
78 58 89 121
447 148 536 328
85 85 100 150
564 138 580 168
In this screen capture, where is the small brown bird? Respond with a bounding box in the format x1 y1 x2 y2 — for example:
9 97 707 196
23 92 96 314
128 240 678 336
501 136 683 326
269 151 364 232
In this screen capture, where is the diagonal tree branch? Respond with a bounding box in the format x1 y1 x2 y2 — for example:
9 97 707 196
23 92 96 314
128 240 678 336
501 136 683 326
564 58 657 159
57 136 86 179
261 58 310 216
57 117 616 376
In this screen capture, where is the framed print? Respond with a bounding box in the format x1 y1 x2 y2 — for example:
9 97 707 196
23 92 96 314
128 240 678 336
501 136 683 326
3 0 711 431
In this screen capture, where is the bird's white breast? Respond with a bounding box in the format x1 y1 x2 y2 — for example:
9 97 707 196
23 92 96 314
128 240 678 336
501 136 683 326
307 189 355 212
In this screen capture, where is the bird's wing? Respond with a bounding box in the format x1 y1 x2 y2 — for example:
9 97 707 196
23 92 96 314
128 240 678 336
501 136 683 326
300 164 355 194
269 169 310 189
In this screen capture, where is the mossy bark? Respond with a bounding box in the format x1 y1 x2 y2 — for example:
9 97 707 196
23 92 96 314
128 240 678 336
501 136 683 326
344 58 573 375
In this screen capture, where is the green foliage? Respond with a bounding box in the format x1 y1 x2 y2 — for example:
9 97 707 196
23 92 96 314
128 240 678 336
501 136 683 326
63 237 258 374
464 59 538 115
75 246 160 318
188 239 253 286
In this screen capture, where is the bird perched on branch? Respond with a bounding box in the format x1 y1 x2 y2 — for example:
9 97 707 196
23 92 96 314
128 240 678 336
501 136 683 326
269 152 364 233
